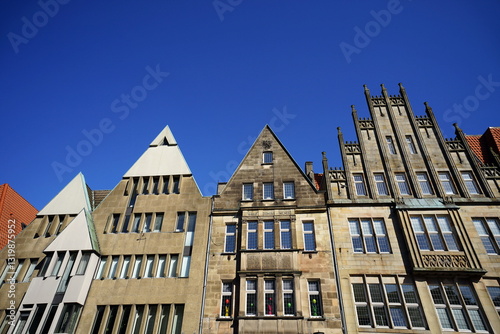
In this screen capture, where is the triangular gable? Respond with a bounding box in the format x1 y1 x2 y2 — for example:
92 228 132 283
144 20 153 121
220 125 318 194
123 125 191 177
38 173 91 216
44 209 100 253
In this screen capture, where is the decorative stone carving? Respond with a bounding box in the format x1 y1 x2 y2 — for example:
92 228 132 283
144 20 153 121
421 254 470 269
329 169 346 181
390 97 404 105
345 143 361 154
358 118 374 129
482 166 500 179
372 98 386 105
262 140 272 149
415 117 433 127
446 140 465 151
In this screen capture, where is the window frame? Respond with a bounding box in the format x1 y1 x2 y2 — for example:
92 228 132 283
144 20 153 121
221 281 233 318
279 220 292 249
374 173 389 196
386 136 396 154
395 173 411 195
264 221 275 250
308 280 323 318
439 172 457 195
242 183 254 201
417 172 434 195
461 171 480 195
263 151 273 164
410 215 460 252
302 221 316 252
224 224 237 253
263 182 274 200
353 174 367 196
247 221 258 250
473 217 500 255
283 182 295 199
406 135 417 154
246 279 257 316
348 218 391 254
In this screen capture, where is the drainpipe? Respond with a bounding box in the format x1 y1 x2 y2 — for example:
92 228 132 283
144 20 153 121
198 197 214 334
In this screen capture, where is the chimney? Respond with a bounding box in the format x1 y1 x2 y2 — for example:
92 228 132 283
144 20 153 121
305 161 314 180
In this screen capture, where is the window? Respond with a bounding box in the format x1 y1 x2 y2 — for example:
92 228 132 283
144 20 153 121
76 253 90 275
171 304 184 334
27 304 47 333
374 173 388 196
132 214 141 233
411 215 459 251
246 279 257 316
264 279 276 315
308 281 323 317
462 171 480 194
107 256 119 279
406 135 417 154
486 286 500 316
96 256 107 279
162 176 170 194
121 215 131 233
264 221 275 249
131 256 142 278
38 253 52 277
429 283 487 332
242 183 253 200
144 255 154 278
153 213 163 232
247 222 258 250
221 282 233 317
224 224 236 253
120 256 131 278
386 136 396 154
41 305 58 334
142 213 153 233
156 255 166 278
263 151 273 164
303 221 316 251
152 177 159 194
11 259 24 281
144 305 157 334
158 305 170 334
142 177 150 194
263 183 274 200
12 312 29 334
417 172 433 195
283 182 295 199
395 173 411 195
473 217 500 254
175 212 185 231
132 305 144 334
22 259 37 282
283 279 295 316
280 221 292 249
353 174 367 196
110 214 120 233
168 255 178 278
105 305 118 334
172 176 180 194
352 277 425 329
439 172 457 195
349 218 390 253
52 252 64 276
55 303 82 334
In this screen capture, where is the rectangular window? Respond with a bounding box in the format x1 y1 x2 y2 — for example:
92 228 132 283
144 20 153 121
131 256 142 278
406 135 417 154
144 305 157 334
171 304 184 334
175 212 185 231
132 305 144 334
153 213 163 232
57 253 76 293
22 259 37 282
242 183 253 200
12 312 29 334
152 177 159 195
429 283 487 332
144 255 154 278
172 175 180 194
162 176 170 194
349 218 390 253
132 214 141 233
121 215 131 233
142 213 152 233
107 256 119 279
224 224 236 253
119 305 131 334
246 279 257 316
158 305 170 334
386 136 396 154
27 304 47 333
395 173 411 195
96 257 107 279
487 286 500 316
353 174 367 196
55 303 82 334
142 177 150 194
410 215 459 251
283 182 295 199
462 171 480 194
263 151 273 164
120 256 131 279
168 255 178 277
264 221 275 249
221 282 233 317
247 222 258 250
283 279 295 316
280 220 292 249
417 172 433 195
41 305 58 334
303 221 316 251
264 279 276 315
52 252 64 276
308 281 323 317
156 255 166 278
263 183 274 200
179 256 191 278
439 172 457 195
76 253 90 275
110 214 120 233
38 253 52 277
374 173 389 196
353 277 425 329
105 305 118 334
473 217 500 254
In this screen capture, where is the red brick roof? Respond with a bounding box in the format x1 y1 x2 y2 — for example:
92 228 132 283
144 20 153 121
0 184 38 249
314 173 324 190
465 127 500 164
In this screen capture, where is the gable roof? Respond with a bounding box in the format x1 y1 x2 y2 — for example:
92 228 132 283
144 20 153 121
465 127 500 165
123 125 191 177
38 173 91 216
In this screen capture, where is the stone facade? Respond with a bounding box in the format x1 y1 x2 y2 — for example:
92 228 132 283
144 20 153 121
0 85 499 334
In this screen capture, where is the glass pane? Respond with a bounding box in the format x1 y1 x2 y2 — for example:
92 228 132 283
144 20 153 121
304 233 316 251
309 295 322 317
468 309 487 331
349 220 360 235
143 214 152 232
429 234 445 251
352 284 366 302
390 307 407 327
171 304 184 334
361 220 373 234
154 214 163 232
487 286 500 306
284 293 294 315
452 308 470 330
436 308 453 329
408 307 425 328
444 285 460 305
352 236 363 253
459 285 477 305
377 236 390 253
416 234 431 251
145 305 157 334
246 293 256 315
365 236 376 253
424 217 438 232
373 306 389 326
118 305 131 334
410 217 424 232
443 233 459 251
429 285 445 304
356 305 371 326
308 281 319 292
402 284 418 304
281 230 291 249
487 218 500 235
265 293 275 315
156 255 166 278
158 305 170 334
385 284 400 303
303 222 313 232
369 284 383 303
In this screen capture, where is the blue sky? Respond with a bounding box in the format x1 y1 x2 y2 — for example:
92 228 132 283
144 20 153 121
1 1 500 209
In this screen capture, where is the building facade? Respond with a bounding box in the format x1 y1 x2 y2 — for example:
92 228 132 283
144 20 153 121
0 85 499 333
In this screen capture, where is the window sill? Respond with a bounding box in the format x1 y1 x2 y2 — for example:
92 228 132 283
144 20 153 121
241 248 299 253
238 315 304 320
216 317 233 321
307 317 325 321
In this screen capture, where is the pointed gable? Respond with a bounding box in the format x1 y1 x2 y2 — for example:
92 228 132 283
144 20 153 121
214 125 321 209
123 125 191 177
44 209 100 252
38 173 91 216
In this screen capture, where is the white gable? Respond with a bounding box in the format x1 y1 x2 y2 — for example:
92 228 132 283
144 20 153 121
38 173 91 215
44 209 95 252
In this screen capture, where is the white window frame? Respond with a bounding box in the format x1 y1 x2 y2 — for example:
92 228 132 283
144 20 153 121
280 220 292 249
283 182 295 199
417 172 433 195
353 174 367 196
374 173 389 196
308 280 323 318
302 221 316 252
473 217 500 254
263 151 273 164
264 279 276 316
386 136 396 154
410 215 460 251
242 183 254 200
263 183 274 200
461 171 480 194
224 224 237 253
406 135 417 154
348 218 391 254
247 221 258 250
439 172 457 195
395 173 411 195
264 221 275 250
246 279 257 316
221 282 233 318
283 279 295 316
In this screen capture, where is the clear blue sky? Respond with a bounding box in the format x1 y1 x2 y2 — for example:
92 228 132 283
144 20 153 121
1 1 500 210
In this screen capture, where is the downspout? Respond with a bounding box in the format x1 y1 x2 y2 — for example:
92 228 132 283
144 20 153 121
199 196 214 334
